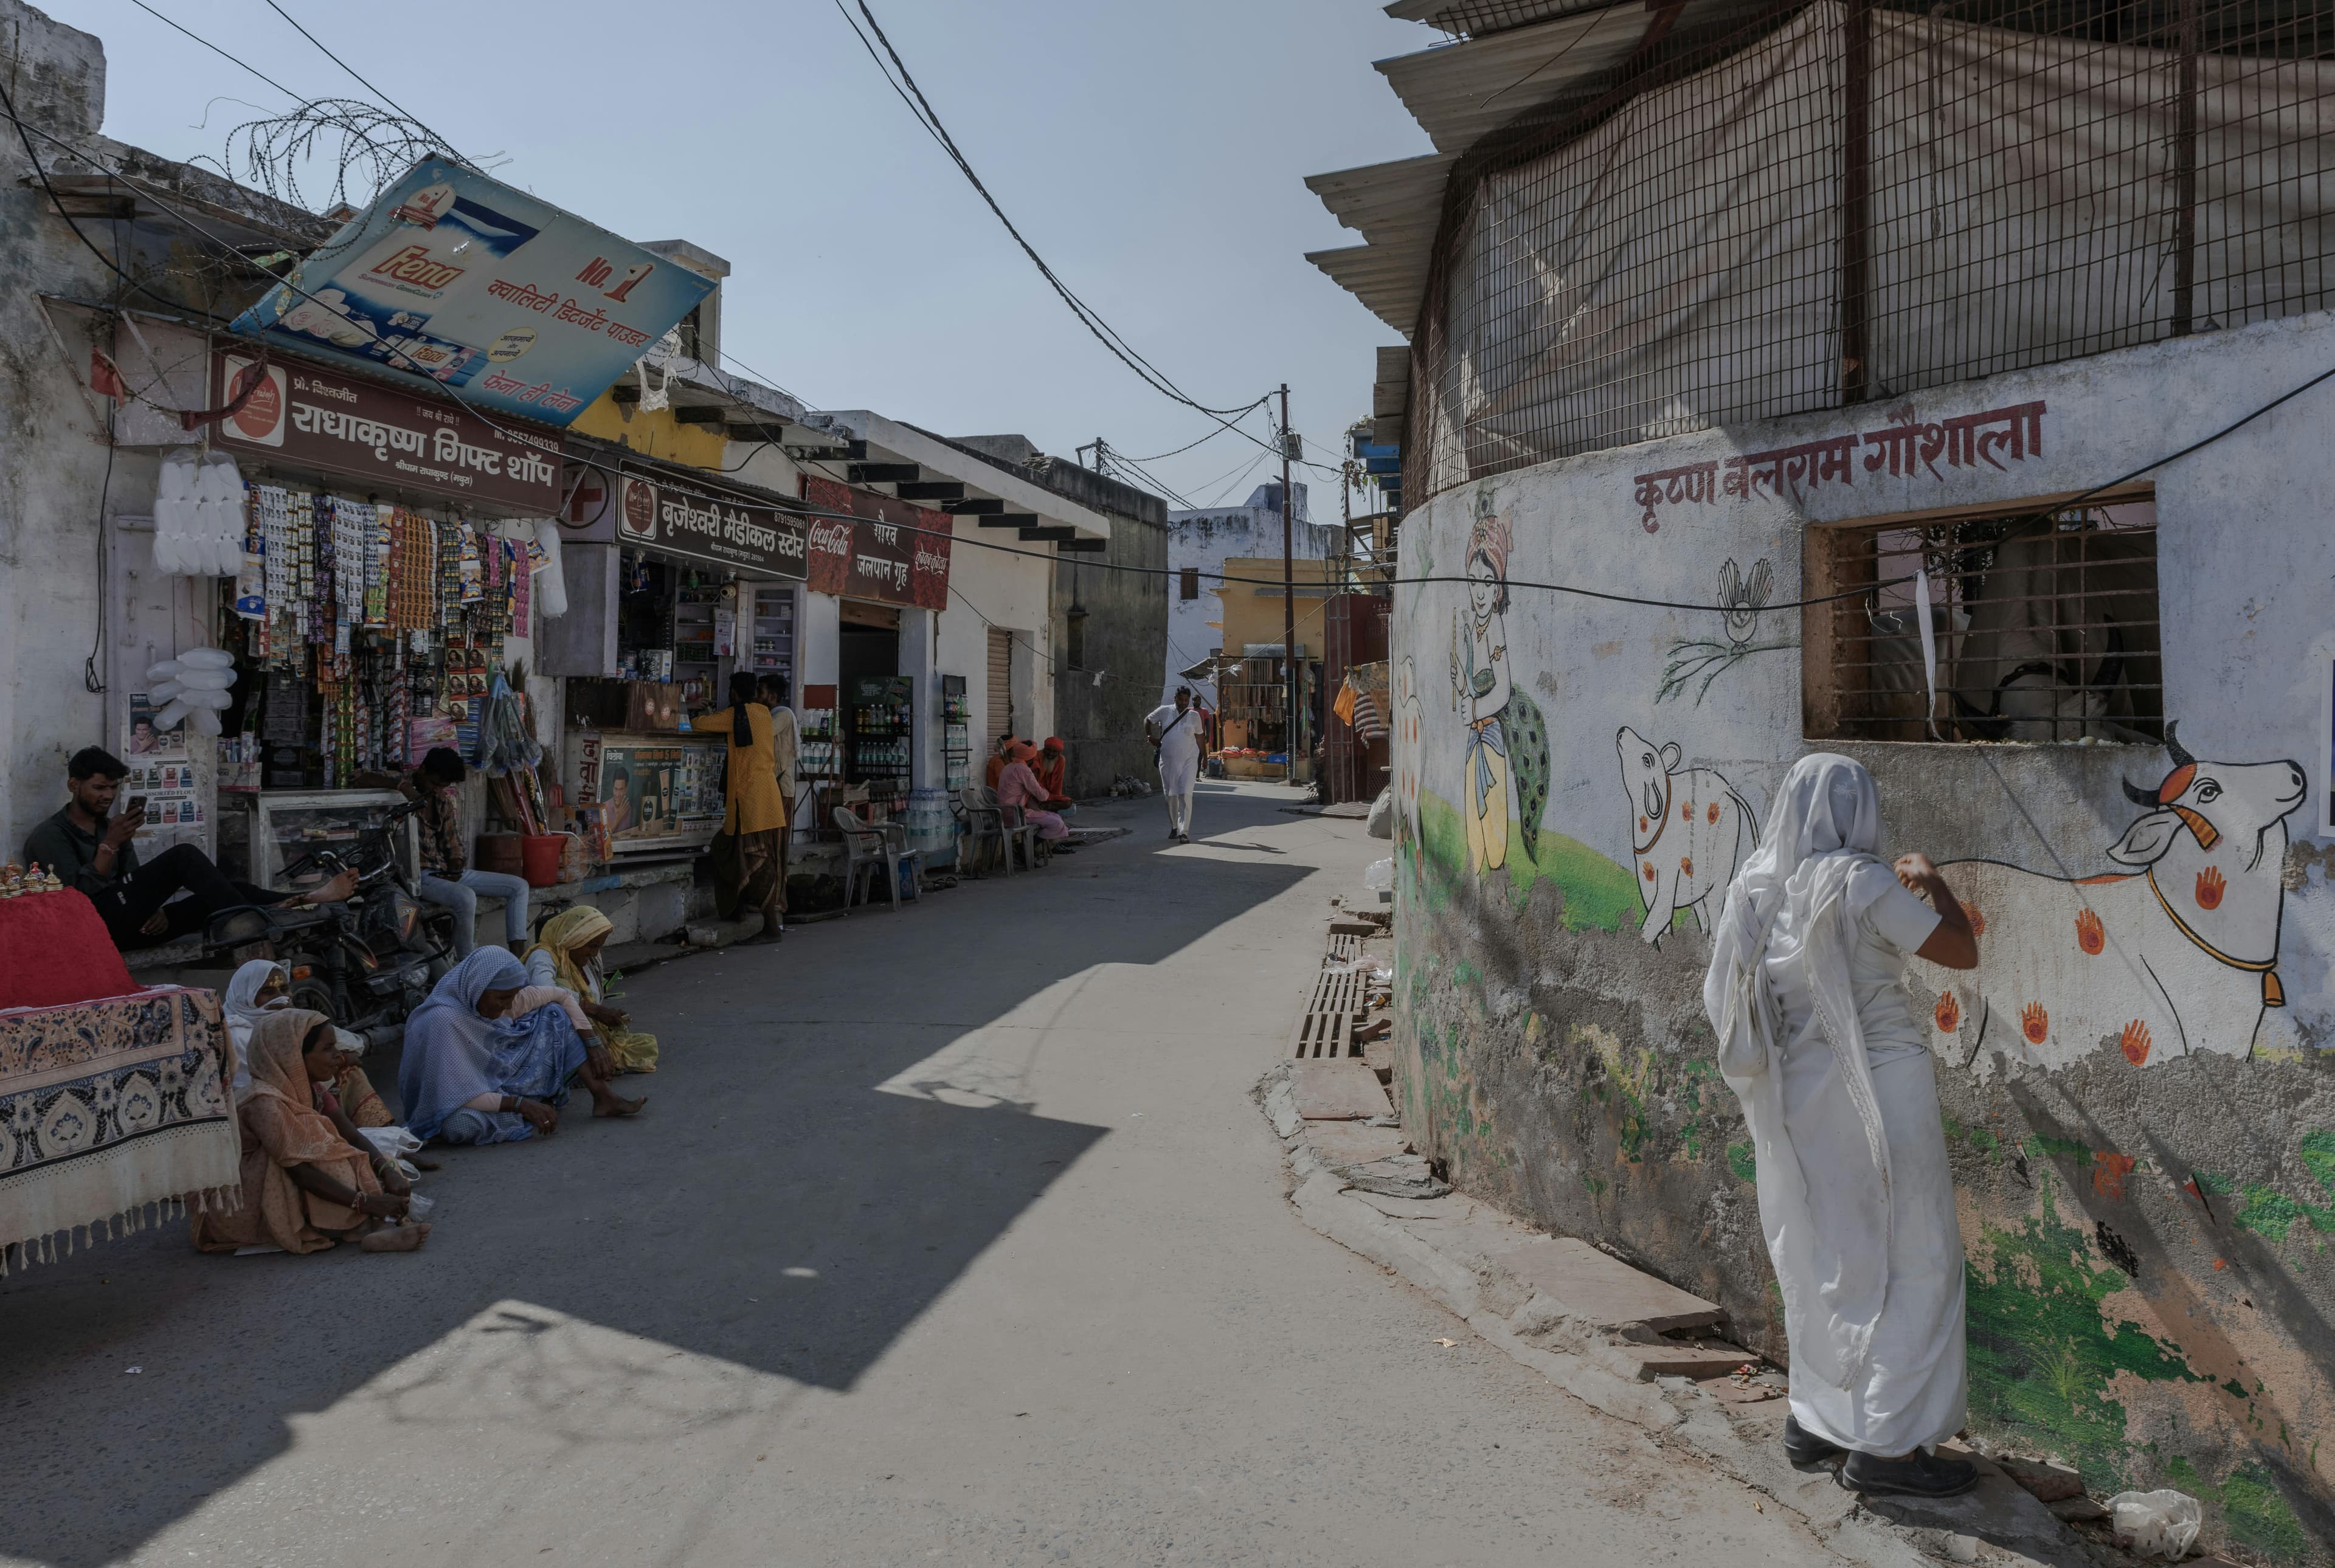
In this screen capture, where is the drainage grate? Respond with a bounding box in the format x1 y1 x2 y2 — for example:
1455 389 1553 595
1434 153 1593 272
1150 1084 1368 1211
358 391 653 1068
1289 964 1365 1059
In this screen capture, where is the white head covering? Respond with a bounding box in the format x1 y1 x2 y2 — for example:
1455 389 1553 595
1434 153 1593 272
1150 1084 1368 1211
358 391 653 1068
223 959 289 1101
1701 753 1898 1384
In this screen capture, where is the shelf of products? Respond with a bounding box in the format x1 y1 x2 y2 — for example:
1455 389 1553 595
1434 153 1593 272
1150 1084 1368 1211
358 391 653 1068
941 674 970 792
847 674 912 818
798 687 843 838
749 584 796 698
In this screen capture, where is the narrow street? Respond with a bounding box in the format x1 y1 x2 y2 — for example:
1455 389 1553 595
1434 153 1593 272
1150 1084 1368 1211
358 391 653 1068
1 783 1830 1568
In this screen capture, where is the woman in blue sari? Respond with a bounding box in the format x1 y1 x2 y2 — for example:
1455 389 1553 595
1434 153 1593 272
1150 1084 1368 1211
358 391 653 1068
398 949 645 1145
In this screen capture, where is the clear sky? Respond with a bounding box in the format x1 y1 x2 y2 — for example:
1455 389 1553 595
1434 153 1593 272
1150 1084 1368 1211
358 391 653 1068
44 0 1433 516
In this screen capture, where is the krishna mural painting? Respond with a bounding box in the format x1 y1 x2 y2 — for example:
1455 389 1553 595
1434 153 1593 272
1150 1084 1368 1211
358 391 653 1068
1450 494 1549 876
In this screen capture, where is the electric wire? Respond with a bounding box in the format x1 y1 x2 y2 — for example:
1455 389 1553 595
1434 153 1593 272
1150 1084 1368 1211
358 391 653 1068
126 0 307 104
258 0 465 164
834 0 1347 482
11 91 2326 623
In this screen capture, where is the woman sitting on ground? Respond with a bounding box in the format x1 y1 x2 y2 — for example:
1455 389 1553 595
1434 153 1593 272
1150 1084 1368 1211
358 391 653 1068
995 741 1068 843
223 959 390 1126
397 948 645 1146
524 906 657 1072
193 1009 429 1255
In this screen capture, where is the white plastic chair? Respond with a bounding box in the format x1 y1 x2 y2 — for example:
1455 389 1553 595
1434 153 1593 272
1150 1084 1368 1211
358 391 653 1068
832 807 913 912
957 786 1010 876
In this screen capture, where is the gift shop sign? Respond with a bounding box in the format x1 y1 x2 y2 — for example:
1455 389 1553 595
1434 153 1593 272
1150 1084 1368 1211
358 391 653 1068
613 473 808 580
800 475 953 609
211 350 563 514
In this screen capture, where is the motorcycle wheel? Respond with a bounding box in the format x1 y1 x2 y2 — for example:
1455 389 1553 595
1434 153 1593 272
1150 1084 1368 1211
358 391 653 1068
286 977 339 1021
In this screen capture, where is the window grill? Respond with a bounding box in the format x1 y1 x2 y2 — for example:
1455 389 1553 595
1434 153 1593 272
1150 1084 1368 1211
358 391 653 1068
1406 0 2335 508
1804 496 2162 742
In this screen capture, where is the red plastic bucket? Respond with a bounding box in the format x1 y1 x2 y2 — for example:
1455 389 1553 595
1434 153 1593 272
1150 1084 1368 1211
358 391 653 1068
519 834 566 888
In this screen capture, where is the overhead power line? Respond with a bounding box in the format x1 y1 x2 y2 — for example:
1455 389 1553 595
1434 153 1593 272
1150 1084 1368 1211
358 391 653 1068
259 0 466 164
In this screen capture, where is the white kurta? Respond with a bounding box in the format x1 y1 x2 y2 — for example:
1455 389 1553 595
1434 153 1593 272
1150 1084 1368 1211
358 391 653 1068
1149 703 1202 794
1756 864 1967 1455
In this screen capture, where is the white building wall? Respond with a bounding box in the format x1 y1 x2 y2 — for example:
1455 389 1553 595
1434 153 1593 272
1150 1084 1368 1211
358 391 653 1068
936 517 1054 765
1163 486 1333 705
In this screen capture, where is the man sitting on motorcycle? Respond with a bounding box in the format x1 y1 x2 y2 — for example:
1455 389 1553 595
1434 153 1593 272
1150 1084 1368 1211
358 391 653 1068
26 747 355 952
400 747 532 957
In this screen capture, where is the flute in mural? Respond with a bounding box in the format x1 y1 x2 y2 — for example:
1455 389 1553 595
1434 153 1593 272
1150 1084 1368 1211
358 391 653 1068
1448 495 1549 877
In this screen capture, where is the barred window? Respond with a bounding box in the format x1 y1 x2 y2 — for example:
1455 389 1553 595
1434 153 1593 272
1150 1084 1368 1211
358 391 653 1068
1804 494 2162 744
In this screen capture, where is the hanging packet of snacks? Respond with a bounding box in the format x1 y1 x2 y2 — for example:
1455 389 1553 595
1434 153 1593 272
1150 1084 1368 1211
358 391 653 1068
365 503 392 627
458 527 485 605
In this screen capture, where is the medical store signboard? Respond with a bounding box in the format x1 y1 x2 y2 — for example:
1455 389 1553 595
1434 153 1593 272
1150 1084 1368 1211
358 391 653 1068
613 472 809 581
210 349 564 514
230 160 713 427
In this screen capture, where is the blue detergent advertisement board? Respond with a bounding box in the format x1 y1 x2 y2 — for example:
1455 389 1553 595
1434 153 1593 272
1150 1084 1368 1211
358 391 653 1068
231 160 714 427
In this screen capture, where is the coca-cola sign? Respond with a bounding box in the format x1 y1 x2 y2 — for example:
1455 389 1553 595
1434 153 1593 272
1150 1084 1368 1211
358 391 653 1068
800 475 953 609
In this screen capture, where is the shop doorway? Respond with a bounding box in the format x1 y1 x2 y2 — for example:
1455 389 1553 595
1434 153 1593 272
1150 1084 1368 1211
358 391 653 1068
839 601 910 815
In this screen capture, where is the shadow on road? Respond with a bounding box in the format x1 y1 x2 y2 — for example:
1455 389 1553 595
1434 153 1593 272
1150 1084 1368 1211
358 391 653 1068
0 790 1315 1567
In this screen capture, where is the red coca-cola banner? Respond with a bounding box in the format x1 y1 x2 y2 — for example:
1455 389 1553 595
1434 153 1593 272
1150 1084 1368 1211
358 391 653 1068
800 475 953 610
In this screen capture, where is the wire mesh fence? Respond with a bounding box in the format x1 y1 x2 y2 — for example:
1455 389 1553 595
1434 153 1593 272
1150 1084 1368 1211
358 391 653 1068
1407 0 2335 507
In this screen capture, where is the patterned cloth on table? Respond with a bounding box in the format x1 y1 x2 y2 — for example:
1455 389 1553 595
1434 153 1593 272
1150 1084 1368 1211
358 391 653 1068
0 986 241 1272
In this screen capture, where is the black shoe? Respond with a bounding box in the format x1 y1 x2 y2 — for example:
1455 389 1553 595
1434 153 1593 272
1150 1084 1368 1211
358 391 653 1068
1783 1415 1844 1465
1841 1448 1979 1498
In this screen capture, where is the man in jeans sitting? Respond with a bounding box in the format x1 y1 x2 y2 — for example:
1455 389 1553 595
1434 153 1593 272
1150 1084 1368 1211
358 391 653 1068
26 747 355 950
402 747 530 956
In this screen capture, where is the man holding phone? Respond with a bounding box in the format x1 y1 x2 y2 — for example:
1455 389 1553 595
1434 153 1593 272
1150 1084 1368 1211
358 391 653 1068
26 747 353 950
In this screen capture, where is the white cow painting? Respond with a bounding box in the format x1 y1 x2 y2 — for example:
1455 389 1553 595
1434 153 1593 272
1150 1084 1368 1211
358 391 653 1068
1913 726 2305 1071
1615 727 1760 946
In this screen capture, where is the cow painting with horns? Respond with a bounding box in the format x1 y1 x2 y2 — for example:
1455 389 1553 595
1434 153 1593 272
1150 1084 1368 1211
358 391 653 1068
1910 725 2306 1071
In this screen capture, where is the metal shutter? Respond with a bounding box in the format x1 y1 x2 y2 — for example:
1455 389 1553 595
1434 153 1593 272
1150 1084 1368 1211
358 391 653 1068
986 627 1012 742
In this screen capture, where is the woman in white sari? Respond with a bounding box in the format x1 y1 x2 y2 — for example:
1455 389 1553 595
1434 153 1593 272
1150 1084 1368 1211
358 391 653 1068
1702 755 1980 1498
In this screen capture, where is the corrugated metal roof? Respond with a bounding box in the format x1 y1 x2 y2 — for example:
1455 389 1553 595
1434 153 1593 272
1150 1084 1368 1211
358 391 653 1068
1374 5 1653 153
1308 0 1771 341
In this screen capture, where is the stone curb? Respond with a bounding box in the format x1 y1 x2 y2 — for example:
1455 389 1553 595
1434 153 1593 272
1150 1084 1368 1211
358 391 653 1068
1254 1062 2089 1568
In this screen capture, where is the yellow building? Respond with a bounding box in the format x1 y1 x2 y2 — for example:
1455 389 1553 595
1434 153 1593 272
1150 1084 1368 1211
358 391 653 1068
1208 556 1337 767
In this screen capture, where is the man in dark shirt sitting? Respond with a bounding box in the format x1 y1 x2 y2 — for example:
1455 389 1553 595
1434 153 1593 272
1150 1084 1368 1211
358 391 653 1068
26 747 353 950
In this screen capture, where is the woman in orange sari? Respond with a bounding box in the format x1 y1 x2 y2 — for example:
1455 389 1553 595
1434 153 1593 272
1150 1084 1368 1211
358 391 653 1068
194 1009 429 1256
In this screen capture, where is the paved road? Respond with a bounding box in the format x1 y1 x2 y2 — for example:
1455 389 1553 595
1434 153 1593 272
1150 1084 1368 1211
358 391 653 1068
1 782 1836 1567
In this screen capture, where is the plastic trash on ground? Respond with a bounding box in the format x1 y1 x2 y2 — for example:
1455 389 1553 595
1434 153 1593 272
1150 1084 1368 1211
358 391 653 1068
2106 1490 2202 1559
1363 857 1394 890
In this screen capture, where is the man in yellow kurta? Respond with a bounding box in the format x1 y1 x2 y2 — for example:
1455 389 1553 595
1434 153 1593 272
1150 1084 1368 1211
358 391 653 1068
693 672 789 941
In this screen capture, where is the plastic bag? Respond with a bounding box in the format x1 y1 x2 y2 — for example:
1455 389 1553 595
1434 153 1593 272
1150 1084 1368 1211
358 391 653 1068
145 658 182 682
358 1125 423 1159
148 680 183 703
152 699 189 733
1364 857 1394 890
178 646 234 670
182 688 233 710
2106 1491 2202 1560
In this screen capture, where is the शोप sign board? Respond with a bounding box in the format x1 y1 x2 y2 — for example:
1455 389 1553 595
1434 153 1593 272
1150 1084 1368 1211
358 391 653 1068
210 350 564 514
614 472 809 580
800 475 953 610
230 161 713 426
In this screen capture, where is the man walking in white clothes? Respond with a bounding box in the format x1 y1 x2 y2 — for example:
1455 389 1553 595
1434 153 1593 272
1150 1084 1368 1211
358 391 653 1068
1146 686 1203 843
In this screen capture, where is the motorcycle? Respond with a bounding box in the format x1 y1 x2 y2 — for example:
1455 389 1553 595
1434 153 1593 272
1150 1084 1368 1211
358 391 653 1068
206 799 455 1045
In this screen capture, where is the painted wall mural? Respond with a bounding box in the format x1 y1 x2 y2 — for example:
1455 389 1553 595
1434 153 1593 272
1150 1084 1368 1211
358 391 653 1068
1448 498 1549 877
1657 558 1796 705
1914 725 2306 1072
1614 726 1759 946
1389 322 2335 1559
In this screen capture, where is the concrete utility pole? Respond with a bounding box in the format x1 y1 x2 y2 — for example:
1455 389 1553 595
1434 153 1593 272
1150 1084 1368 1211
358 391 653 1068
1279 384 1298 784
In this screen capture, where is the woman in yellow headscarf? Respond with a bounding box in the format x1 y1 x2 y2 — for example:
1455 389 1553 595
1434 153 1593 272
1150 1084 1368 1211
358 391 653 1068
524 905 658 1072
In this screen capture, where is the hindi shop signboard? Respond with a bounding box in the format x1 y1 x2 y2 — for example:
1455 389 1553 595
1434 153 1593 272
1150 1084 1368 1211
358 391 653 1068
614 473 808 581
211 350 563 514
229 161 714 427
800 476 954 610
